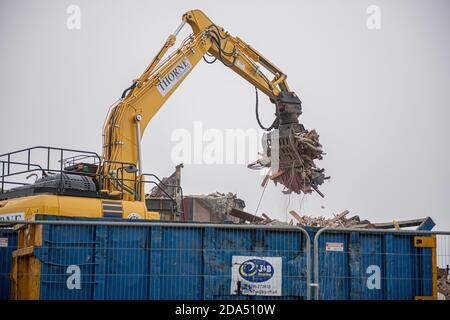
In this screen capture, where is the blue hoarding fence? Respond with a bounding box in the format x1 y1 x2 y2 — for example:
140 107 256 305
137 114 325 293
1 218 449 300
313 228 450 300
1 218 311 300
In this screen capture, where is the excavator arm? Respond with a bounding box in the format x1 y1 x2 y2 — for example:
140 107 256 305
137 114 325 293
102 9 324 201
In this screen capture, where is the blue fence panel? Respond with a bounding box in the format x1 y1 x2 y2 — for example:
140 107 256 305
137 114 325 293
0 228 17 300
315 230 434 300
30 216 309 300
2 216 440 300
36 223 98 300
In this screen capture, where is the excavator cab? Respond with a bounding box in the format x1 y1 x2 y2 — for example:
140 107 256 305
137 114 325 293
0 147 176 220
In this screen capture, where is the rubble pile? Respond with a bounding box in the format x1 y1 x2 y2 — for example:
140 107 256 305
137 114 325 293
437 267 450 300
231 209 374 229
190 192 246 222
147 164 183 199
287 210 372 228
199 192 246 215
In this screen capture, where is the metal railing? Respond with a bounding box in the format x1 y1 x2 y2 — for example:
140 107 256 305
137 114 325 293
140 173 184 215
0 146 181 206
0 146 101 194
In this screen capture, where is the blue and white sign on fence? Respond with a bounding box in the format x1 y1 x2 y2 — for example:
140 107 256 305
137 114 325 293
231 256 282 296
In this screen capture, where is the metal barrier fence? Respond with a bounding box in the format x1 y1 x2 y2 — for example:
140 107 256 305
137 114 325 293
0 220 311 300
1 219 449 300
313 228 450 300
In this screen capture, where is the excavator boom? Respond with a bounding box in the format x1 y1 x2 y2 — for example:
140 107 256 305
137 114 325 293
0 10 327 223
102 9 326 200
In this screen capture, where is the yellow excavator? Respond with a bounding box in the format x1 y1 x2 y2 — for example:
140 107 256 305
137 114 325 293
0 10 326 221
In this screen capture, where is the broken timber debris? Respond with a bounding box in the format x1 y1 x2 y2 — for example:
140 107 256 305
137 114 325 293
288 210 365 228
231 208 364 228
231 207 434 231
230 208 265 224
248 129 329 197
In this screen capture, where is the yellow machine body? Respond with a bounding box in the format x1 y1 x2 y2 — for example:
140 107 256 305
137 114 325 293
0 194 160 221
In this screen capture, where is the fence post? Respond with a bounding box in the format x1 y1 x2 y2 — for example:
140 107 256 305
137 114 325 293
296 226 311 300
313 227 328 300
5 220 447 300
93 224 107 300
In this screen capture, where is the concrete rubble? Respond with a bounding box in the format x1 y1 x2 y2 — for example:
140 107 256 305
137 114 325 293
147 163 183 199
437 267 450 300
186 192 246 222
145 164 184 220
146 165 245 222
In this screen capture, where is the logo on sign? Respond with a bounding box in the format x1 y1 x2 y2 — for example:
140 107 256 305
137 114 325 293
239 259 274 283
157 58 192 96
127 213 141 219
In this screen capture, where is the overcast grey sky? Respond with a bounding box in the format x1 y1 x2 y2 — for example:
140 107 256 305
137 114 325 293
1 0 449 229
